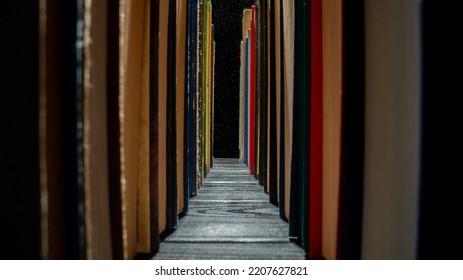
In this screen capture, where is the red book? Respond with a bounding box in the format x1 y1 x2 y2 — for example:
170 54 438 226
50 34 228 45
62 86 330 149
309 0 323 260
249 6 256 175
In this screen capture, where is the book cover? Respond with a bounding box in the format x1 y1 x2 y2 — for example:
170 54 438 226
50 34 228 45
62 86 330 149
177 0 188 215
362 0 421 260
336 0 365 260
83 0 113 259
321 0 343 260
308 0 323 260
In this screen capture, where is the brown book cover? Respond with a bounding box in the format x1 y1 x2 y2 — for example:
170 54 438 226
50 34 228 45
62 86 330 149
119 0 151 259
157 0 169 235
176 0 188 215
362 0 421 260
282 0 294 221
321 0 342 260
83 0 113 259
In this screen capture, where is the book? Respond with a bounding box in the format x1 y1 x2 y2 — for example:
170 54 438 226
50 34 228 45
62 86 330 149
249 6 256 175
166 0 178 231
282 0 294 222
83 0 113 259
321 0 342 260
119 0 152 259
362 0 421 260
176 0 188 215
275 0 286 219
268 0 278 205
157 0 169 238
336 0 365 260
242 9 252 167
185 0 198 199
308 0 323 260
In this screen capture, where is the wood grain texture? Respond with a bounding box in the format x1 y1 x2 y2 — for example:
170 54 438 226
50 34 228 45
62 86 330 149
153 159 306 260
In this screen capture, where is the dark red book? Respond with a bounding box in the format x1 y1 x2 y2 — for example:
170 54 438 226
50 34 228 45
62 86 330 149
309 0 323 260
249 6 256 175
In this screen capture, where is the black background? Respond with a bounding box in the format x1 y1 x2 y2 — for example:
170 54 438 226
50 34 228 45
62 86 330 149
212 0 255 158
